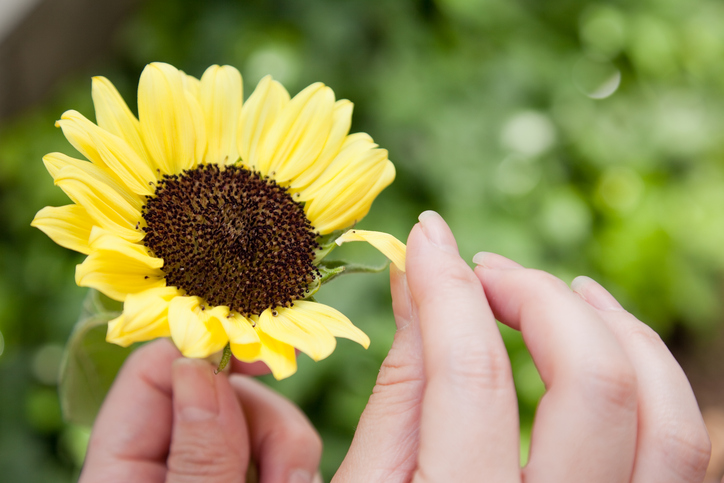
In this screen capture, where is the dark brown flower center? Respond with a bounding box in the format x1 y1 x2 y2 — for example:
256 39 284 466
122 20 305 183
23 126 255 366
142 164 318 316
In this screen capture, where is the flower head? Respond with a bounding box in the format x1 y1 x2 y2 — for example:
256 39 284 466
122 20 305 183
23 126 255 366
32 63 405 379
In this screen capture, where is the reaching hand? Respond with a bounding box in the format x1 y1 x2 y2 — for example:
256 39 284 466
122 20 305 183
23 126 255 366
334 210 711 483
79 338 323 483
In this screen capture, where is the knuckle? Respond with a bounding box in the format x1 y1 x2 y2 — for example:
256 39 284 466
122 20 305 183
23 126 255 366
434 260 479 290
376 345 424 389
627 323 665 347
444 345 512 395
655 423 711 480
268 419 323 457
578 360 638 413
168 436 242 480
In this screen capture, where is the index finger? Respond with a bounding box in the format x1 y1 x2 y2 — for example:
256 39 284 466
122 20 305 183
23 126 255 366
406 212 519 482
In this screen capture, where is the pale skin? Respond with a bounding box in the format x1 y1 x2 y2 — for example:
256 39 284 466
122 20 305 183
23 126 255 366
80 211 713 483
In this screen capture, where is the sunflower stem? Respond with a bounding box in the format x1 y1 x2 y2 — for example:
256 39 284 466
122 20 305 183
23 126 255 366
215 343 232 374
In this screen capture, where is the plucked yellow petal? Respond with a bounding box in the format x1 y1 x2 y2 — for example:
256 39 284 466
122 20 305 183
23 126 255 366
231 320 297 380
92 76 150 164
335 229 406 272
292 300 370 348
75 228 165 301
288 99 354 191
200 65 243 165
262 84 335 183
53 164 143 242
106 286 179 347
31 205 94 255
238 75 290 173
256 307 336 362
311 161 395 233
138 62 201 174
58 111 156 196
168 296 229 358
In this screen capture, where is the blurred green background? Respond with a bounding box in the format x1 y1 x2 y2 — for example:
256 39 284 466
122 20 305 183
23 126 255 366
2 0 724 480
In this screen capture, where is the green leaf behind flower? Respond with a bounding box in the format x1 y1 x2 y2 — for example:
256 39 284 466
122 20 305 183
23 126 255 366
59 290 131 427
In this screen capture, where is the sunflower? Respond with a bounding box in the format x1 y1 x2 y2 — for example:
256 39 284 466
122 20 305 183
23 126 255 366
32 62 406 379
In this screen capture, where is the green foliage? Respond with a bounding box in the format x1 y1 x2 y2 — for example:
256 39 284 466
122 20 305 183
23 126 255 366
2 0 724 480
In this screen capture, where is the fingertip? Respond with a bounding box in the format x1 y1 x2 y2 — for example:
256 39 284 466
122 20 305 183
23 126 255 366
472 252 523 270
571 275 624 312
417 210 458 255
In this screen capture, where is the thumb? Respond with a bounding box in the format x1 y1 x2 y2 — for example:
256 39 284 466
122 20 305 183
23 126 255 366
167 358 250 483
334 265 424 483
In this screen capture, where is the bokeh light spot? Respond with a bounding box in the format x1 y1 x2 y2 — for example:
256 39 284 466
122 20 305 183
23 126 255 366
597 167 644 213
246 45 299 86
32 343 64 385
495 154 541 196
579 5 627 59
573 57 621 99
539 189 592 246
501 111 556 156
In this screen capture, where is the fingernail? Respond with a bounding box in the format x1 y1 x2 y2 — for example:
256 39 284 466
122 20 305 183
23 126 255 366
172 358 219 422
418 210 457 254
571 276 624 311
313 472 324 483
288 468 314 483
472 251 523 269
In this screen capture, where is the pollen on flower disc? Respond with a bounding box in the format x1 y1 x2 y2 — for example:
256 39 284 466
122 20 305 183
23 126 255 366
142 164 319 316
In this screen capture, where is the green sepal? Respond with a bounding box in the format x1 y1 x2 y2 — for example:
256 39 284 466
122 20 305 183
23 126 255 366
304 259 389 299
318 259 390 275
58 289 132 427
215 343 232 374
312 229 347 264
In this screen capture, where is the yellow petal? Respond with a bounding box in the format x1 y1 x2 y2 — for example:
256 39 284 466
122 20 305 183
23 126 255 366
182 72 202 100
219 311 260 345
335 229 406 272
311 161 395 233
58 111 156 196
304 153 387 222
238 76 290 173
106 286 179 347
200 65 243 165
168 296 229 358
288 99 353 191
298 133 377 200
75 228 165 300
288 300 370 348
138 62 200 174
53 164 143 242
92 76 151 164
256 307 336 362
185 90 207 168
231 320 297 380
263 84 335 183
31 205 94 255
55 110 105 168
